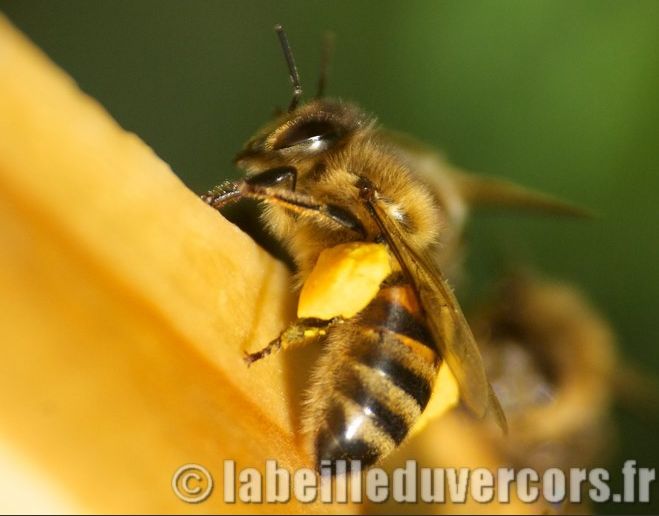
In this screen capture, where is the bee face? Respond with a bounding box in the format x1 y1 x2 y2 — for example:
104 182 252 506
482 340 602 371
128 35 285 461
234 99 369 175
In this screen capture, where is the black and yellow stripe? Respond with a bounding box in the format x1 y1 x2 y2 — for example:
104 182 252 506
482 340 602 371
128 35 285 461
314 281 441 470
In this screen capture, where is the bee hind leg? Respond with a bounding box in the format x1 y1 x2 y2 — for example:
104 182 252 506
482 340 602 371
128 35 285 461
243 317 335 366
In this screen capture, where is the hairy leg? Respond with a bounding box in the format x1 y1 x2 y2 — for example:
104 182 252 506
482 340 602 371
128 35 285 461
244 317 338 366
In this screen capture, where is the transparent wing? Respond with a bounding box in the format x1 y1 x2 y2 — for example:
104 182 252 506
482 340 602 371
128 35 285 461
365 190 502 422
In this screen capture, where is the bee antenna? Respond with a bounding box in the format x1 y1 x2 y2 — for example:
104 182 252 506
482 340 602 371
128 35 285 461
316 31 335 99
274 24 303 112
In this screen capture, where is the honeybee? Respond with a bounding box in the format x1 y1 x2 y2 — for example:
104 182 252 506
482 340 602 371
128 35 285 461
472 274 617 469
202 26 582 471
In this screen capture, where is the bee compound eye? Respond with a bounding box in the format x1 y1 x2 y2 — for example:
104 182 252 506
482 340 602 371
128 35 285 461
274 119 339 151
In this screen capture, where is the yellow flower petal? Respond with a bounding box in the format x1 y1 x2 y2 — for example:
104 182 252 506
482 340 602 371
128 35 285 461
0 14 349 513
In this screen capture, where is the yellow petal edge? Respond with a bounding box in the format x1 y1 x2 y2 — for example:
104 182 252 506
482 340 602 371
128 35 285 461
0 14 353 514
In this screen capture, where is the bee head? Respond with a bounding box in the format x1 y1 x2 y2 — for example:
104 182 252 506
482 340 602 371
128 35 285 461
234 26 369 173
234 99 367 171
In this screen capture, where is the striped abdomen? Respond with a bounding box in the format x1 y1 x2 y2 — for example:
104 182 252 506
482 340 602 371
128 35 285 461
304 280 441 470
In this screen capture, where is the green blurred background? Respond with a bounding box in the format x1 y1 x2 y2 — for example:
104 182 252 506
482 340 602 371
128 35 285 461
2 1 657 513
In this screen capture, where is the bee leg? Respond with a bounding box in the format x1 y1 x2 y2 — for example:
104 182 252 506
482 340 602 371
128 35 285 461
202 167 364 236
201 166 298 209
200 180 243 209
240 182 366 237
243 317 335 366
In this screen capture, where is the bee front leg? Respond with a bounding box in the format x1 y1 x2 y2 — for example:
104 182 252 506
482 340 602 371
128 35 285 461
201 166 297 209
202 167 365 237
243 317 336 366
